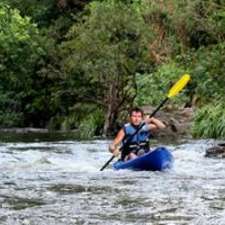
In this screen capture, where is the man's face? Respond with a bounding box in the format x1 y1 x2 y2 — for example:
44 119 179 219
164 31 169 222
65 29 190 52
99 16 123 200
130 111 143 126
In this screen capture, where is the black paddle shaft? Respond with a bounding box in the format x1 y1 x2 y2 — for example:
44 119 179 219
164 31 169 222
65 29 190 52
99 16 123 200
100 97 168 171
100 155 114 171
150 98 168 118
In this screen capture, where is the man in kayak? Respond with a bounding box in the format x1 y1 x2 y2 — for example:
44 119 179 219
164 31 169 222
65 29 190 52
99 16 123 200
109 107 165 161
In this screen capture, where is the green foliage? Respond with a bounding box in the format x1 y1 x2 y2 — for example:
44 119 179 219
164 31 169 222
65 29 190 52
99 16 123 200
175 43 225 105
79 108 105 139
193 44 225 103
0 91 23 127
61 0 153 134
1 0 225 139
62 0 152 82
136 1 225 143
139 0 225 56
48 103 104 138
192 102 225 138
135 62 188 106
0 111 23 127
0 4 44 83
1 0 58 26
0 4 46 126
170 1 219 47
191 44 225 104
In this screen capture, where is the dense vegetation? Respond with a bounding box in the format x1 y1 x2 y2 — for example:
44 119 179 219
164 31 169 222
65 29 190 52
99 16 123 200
0 0 225 138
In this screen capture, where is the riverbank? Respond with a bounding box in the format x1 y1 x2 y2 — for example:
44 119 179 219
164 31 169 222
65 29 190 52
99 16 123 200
0 106 194 141
0 129 81 142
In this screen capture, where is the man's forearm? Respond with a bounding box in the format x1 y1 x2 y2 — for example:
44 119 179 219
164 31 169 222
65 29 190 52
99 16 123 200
148 117 166 129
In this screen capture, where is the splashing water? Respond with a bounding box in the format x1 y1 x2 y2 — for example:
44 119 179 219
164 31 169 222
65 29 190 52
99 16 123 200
0 139 225 225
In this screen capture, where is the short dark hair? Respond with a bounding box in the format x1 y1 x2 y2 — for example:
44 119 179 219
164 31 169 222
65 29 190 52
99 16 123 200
129 107 144 117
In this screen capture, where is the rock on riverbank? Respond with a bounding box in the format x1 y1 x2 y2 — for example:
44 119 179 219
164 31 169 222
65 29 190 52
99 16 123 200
142 106 194 139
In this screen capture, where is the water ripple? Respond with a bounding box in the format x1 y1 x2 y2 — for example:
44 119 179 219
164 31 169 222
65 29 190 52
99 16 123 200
0 139 225 224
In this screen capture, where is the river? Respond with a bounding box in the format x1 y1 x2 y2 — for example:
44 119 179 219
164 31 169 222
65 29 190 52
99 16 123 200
0 137 225 225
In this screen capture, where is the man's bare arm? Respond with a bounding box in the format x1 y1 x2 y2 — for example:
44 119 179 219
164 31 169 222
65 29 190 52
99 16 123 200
145 117 166 131
109 129 125 155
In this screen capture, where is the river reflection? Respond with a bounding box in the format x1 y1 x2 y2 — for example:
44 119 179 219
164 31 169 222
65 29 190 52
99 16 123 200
0 138 225 225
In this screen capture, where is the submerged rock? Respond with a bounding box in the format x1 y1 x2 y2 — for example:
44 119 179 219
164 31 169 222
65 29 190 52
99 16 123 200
205 143 225 158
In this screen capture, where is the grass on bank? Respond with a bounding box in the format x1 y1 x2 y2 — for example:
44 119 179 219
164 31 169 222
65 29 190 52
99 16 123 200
192 102 225 139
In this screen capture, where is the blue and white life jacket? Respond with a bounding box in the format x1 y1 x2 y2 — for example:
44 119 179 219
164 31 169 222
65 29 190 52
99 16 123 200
121 122 150 160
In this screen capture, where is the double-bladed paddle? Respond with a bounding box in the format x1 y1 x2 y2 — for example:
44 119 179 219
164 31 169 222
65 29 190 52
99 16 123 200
100 74 191 171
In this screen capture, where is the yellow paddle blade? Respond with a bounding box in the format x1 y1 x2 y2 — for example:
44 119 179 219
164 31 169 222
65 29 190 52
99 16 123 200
167 74 191 98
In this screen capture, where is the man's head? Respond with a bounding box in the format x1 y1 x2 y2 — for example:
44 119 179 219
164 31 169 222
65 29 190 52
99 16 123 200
129 107 144 126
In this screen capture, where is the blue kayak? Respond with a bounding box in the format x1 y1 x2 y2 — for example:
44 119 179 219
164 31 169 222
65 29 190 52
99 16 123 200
113 147 173 171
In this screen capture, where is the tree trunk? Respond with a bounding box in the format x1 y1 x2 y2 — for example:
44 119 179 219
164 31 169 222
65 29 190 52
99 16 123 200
103 73 137 137
103 83 116 136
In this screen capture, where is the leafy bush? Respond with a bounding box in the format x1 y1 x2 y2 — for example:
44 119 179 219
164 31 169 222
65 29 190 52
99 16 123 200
135 62 189 106
0 112 24 127
176 43 225 106
79 108 105 139
0 3 46 127
2 0 58 26
47 103 104 138
192 102 225 138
